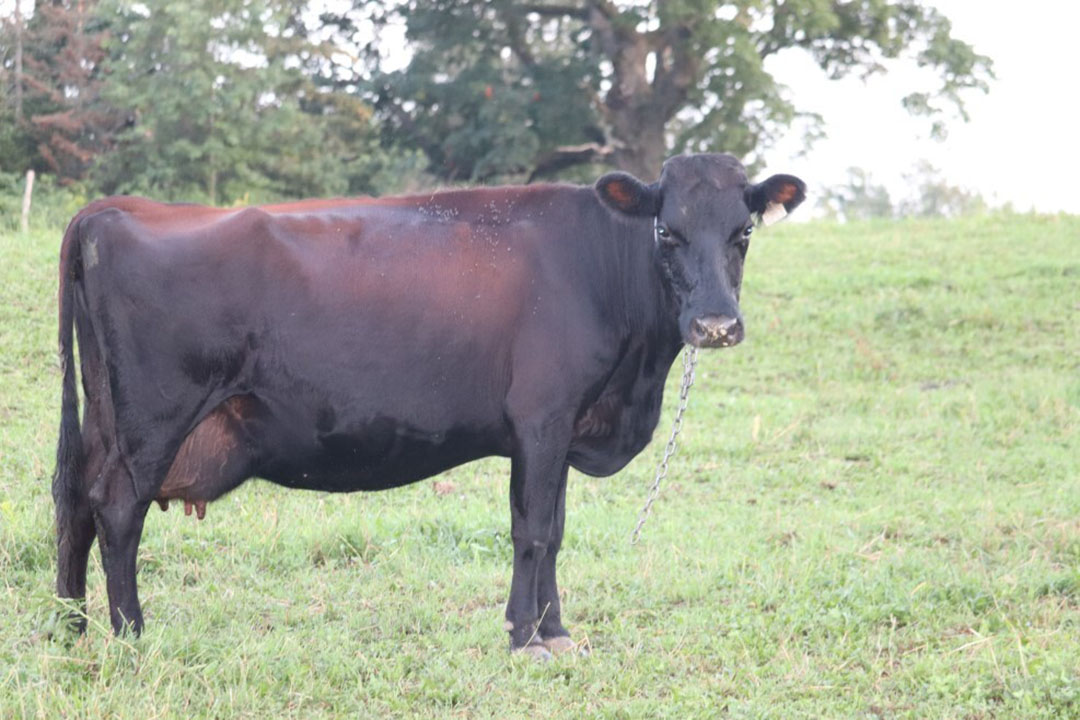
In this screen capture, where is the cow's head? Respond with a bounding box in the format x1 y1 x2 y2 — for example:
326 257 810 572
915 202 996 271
596 153 805 348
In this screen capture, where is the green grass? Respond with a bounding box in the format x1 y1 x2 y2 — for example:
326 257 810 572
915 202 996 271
2 213 1078 718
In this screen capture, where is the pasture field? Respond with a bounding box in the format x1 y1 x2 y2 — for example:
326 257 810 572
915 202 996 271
1 213 1078 718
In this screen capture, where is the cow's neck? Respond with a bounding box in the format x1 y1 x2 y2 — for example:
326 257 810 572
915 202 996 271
577 189 683 371
619 215 685 373
641 224 682 336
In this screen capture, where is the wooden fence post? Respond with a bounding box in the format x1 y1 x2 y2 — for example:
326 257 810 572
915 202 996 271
21 169 35 233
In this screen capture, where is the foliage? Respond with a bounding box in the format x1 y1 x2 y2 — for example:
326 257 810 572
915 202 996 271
823 162 988 221
822 166 896 221
0 170 90 231
2 214 1078 716
90 0 384 203
1 1 993 196
897 159 987 218
360 0 600 182
1 0 421 204
0 0 120 181
359 0 994 181
0 106 38 174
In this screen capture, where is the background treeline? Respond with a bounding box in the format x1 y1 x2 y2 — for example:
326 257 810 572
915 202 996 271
1 0 991 219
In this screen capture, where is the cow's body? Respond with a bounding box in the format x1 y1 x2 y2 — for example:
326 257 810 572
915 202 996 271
53 154 804 656
75 186 675 494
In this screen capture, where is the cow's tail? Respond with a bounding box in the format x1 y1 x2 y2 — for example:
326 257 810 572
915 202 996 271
54 215 83 529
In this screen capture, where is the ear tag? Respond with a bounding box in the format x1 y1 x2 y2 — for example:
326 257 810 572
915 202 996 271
761 202 787 226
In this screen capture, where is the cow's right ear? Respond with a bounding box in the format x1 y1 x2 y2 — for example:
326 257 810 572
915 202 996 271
746 174 806 226
595 172 660 217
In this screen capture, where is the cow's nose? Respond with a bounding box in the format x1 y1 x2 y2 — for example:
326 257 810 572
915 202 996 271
689 315 743 348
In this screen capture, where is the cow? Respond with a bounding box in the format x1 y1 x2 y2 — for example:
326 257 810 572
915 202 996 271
53 153 804 658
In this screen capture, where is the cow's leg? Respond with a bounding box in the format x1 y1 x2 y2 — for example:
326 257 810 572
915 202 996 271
535 464 576 654
505 421 570 658
89 453 151 635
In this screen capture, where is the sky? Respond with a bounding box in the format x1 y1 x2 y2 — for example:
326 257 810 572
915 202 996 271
760 0 1080 215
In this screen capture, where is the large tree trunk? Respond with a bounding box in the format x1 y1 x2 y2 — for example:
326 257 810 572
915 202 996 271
588 2 695 181
611 115 667 181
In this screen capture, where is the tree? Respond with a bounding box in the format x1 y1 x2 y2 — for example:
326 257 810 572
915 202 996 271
13 0 23 120
822 162 988 221
357 0 993 182
897 160 985 218
0 0 120 180
822 167 893 221
93 0 394 203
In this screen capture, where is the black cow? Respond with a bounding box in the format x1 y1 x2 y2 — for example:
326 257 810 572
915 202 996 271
54 153 804 657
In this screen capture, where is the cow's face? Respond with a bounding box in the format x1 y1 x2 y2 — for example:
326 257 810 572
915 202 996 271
596 154 805 348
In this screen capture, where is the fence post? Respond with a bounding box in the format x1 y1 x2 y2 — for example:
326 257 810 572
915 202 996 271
21 169 35 233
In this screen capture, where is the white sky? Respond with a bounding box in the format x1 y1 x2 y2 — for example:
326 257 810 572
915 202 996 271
760 0 1080 215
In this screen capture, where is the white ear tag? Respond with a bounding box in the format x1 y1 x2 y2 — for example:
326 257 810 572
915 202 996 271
761 202 787 226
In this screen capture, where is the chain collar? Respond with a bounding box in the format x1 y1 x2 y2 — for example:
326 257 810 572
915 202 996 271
630 345 699 545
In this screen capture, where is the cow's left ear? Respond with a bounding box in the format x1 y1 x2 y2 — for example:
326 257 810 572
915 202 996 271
595 172 661 217
746 174 806 226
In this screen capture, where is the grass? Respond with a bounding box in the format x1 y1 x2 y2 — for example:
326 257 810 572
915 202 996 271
1 212 1078 718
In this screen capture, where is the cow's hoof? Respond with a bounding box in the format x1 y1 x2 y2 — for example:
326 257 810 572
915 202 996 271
542 635 586 657
512 643 553 662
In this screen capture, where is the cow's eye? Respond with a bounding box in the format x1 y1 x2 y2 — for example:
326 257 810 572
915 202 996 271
656 225 671 240
742 225 754 240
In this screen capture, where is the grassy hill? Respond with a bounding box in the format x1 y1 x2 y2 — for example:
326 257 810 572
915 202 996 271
1 213 1077 718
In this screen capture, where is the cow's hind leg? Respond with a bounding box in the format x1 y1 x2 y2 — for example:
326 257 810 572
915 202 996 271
89 452 151 635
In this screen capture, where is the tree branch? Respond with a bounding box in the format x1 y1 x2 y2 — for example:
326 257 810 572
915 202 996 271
527 142 614 182
501 10 538 69
586 0 619 21
652 25 697 116
518 3 588 20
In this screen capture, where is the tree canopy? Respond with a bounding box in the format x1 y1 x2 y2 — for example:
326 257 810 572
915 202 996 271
823 162 987 221
361 0 993 181
0 0 993 202
0 0 118 180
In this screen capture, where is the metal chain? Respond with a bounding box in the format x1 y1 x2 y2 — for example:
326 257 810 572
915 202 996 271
630 345 699 545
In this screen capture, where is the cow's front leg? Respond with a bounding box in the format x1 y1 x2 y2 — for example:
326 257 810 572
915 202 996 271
535 464 578 655
505 421 570 659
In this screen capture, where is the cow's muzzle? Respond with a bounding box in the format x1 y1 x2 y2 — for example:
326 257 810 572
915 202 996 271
689 315 743 348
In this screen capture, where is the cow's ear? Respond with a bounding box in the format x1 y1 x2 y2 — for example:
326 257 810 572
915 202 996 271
746 174 806 226
595 172 660 217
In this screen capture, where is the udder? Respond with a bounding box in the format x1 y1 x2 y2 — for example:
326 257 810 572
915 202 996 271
156 395 257 519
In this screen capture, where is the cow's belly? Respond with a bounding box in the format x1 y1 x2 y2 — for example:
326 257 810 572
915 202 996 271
241 389 510 492
157 393 508 513
257 421 505 492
